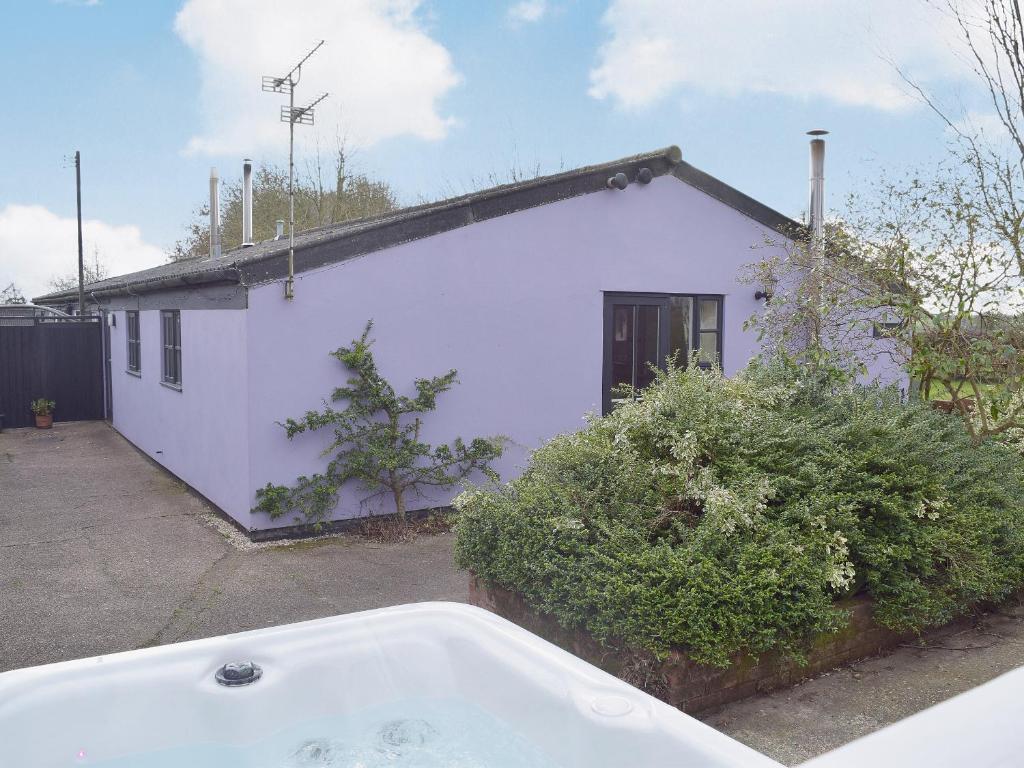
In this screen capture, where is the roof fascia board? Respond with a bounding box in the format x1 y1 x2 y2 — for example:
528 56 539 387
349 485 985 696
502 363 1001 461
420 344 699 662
91 284 247 311
34 268 243 305
242 150 683 284
671 161 806 240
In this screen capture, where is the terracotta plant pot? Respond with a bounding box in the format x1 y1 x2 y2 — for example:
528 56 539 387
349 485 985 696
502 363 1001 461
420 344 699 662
35 413 53 429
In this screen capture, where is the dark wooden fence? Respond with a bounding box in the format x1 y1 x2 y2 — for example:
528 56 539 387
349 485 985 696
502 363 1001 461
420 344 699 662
0 317 105 428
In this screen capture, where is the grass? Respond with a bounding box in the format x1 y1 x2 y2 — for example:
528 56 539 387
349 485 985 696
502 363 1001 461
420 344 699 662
920 379 1006 402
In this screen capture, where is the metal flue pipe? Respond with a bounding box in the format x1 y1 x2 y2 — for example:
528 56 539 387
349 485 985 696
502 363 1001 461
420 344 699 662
806 130 829 345
807 130 828 249
242 159 254 247
209 167 221 260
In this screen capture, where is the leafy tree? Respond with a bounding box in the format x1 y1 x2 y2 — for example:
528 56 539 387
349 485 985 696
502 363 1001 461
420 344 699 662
1 282 25 303
254 321 505 528
170 143 398 261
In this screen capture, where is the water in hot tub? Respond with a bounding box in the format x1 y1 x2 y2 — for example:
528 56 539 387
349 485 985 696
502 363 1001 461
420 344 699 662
88 697 565 768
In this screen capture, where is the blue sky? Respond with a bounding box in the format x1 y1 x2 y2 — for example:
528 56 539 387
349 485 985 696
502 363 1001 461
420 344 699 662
0 0 991 299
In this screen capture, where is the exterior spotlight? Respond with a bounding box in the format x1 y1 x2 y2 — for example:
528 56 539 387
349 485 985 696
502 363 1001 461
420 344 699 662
755 273 779 302
637 167 654 184
606 172 629 190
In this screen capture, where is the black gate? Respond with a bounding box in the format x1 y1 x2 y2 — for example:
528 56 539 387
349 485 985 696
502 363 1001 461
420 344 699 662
0 317 105 428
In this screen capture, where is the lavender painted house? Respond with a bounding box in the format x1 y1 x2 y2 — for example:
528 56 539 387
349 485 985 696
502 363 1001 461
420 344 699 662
36 146 905 533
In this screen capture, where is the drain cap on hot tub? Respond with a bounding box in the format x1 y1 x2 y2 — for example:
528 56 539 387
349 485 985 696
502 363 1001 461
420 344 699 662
215 661 262 687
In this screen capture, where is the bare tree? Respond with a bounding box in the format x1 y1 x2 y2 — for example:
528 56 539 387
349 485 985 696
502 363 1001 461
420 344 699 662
894 2 1024 275
853 170 1024 442
169 141 398 262
743 221 900 384
857 1 1024 439
1 282 25 304
747 165 1024 445
49 247 108 292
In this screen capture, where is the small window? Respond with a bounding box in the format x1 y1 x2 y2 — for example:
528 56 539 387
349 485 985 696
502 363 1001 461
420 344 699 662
160 310 182 388
126 311 141 374
603 293 723 413
697 298 722 366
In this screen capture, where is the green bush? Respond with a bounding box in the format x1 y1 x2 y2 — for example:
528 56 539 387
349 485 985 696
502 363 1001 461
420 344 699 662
454 363 1024 667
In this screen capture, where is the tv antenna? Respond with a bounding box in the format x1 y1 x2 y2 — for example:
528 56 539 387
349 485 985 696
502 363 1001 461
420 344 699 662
263 40 328 300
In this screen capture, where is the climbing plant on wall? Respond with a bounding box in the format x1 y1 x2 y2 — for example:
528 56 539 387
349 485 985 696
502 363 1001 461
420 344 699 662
254 321 505 529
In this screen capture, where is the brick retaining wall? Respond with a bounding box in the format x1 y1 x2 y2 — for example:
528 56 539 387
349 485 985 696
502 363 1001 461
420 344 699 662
468 575 917 714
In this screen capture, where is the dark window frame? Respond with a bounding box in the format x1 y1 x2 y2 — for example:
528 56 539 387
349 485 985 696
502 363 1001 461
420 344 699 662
602 292 723 414
695 296 724 368
160 310 182 389
126 310 141 375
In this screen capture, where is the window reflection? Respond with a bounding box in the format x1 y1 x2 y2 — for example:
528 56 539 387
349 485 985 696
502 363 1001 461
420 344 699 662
604 294 723 413
668 296 692 367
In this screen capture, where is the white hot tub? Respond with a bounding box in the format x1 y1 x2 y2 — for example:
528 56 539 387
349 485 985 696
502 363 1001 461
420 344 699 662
0 602 782 767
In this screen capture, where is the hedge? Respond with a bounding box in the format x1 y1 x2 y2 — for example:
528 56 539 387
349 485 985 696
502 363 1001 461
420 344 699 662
454 363 1024 667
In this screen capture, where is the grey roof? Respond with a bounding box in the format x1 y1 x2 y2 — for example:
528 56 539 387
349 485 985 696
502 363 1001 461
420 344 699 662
35 146 803 303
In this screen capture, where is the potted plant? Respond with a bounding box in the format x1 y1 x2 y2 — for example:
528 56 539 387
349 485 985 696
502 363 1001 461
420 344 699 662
30 398 55 429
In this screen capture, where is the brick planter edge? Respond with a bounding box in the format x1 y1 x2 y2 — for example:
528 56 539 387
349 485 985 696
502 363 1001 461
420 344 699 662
468 574 919 715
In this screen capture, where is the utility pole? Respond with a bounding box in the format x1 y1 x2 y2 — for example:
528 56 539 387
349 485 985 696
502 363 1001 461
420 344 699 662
263 41 328 300
74 150 85 315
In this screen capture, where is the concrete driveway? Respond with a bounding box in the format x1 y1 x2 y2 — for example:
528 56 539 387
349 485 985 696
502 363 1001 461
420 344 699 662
0 421 465 673
5 421 1024 765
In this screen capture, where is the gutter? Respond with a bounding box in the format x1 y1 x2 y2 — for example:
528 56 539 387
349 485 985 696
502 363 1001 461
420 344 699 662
35 266 242 304
35 146 686 302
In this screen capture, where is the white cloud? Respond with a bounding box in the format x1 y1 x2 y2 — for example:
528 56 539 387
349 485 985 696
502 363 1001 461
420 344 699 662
0 205 164 301
589 0 972 111
508 0 548 25
174 0 461 156
950 110 1011 140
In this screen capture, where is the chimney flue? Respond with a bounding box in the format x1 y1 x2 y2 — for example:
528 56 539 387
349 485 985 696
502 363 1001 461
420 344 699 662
209 167 221 260
242 159 254 247
807 130 828 248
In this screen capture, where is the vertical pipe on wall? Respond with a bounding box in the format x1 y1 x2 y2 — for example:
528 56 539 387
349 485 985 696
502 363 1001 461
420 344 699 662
242 159 254 247
209 167 221 260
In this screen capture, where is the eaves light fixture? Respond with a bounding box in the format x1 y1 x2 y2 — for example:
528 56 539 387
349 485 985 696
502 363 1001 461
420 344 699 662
755 273 779 302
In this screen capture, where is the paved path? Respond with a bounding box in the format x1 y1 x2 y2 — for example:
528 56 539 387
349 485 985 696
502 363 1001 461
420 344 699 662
0 421 465 673
703 590 1024 764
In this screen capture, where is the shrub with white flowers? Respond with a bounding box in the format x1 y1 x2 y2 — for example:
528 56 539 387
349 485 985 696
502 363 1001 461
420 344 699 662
455 361 1024 667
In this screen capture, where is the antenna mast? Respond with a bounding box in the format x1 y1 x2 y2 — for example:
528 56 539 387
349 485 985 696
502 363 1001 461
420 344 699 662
263 41 328 300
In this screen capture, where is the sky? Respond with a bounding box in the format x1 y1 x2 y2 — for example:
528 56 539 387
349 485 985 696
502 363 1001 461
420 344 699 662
0 0 998 300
